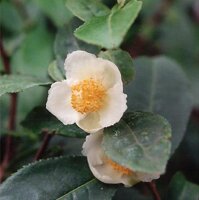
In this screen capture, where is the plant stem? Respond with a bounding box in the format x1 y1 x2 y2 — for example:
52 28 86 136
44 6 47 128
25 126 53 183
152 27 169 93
33 131 54 161
0 38 18 182
0 39 10 74
147 181 161 200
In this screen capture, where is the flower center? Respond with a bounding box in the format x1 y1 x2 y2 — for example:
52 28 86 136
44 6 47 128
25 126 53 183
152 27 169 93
71 78 106 114
106 158 133 176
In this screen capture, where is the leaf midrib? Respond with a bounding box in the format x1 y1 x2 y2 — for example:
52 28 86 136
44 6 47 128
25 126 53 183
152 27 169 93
56 178 96 200
148 60 157 112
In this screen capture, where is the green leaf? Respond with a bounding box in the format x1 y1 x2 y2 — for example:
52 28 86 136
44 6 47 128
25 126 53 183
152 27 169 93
57 179 117 200
0 1 23 33
0 75 51 97
11 25 53 77
54 20 100 69
48 60 64 81
34 0 73 27
103 112 171 174
99 49 135 84
65 0 110 22
166 172 199 200
124 56 192 154
74 0 142 49
9 25 54 128
156 2 199 106
0 157 91 200
0 156 117 200
21 107 86 138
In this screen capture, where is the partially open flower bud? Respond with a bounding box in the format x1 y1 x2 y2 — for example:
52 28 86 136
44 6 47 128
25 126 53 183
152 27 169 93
82 131 160 187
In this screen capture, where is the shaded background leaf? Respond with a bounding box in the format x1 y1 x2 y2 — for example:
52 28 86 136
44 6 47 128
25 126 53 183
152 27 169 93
34 0 73 27
124 56 193 153
54 19 100 71
48 60 64 81
166 172 199 200
21 107 86 138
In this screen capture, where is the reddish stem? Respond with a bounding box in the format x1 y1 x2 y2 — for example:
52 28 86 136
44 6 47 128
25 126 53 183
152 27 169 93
147 181 161 200
0 37 17 182
0 39 10 74
33 131 54 161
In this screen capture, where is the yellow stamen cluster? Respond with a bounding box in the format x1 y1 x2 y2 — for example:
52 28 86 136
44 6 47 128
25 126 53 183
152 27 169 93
106 158 133 176
71 78 106 114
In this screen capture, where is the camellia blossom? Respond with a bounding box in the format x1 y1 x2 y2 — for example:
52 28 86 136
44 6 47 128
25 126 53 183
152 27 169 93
82 131 160 187
46 50 127 133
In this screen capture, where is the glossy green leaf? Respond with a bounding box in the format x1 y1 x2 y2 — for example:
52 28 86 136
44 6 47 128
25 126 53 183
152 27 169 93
0 75 51 97
99 49 135 84
124 57 192 154
75 0 142 49
65 0 110 22
21 107 86 138
57 179 117 200
103 112 171 174
0 156 117 200
54 20 100 69
48 60 64 81
0 157 92 200
166 172 199 200
35 0 73 27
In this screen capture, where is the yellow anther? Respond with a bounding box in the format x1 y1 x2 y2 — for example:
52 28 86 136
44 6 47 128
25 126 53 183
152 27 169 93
71 78 106 114
105 157 133 176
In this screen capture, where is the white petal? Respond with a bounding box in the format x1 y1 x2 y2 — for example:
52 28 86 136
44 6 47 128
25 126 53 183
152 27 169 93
64 50 122 89
77 112 102 133
82 131 139 187
135 172 160 182
99 84 127 127
46 81 84 125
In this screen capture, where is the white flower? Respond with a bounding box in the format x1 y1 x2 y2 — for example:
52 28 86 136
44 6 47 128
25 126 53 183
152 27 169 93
46 51 127 133
82 131 160 187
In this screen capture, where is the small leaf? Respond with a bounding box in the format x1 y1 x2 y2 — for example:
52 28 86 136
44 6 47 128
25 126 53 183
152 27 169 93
54 20 100 69
102 112 171 174
0 156 117 200
21 107 86 138
166 172 199 200
75 0 142 49
48 60 64 81
35 0 73 27
117 0 126 7
66 0 110 22
99 49 135 84
0 75 51 97
124 56 192 154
